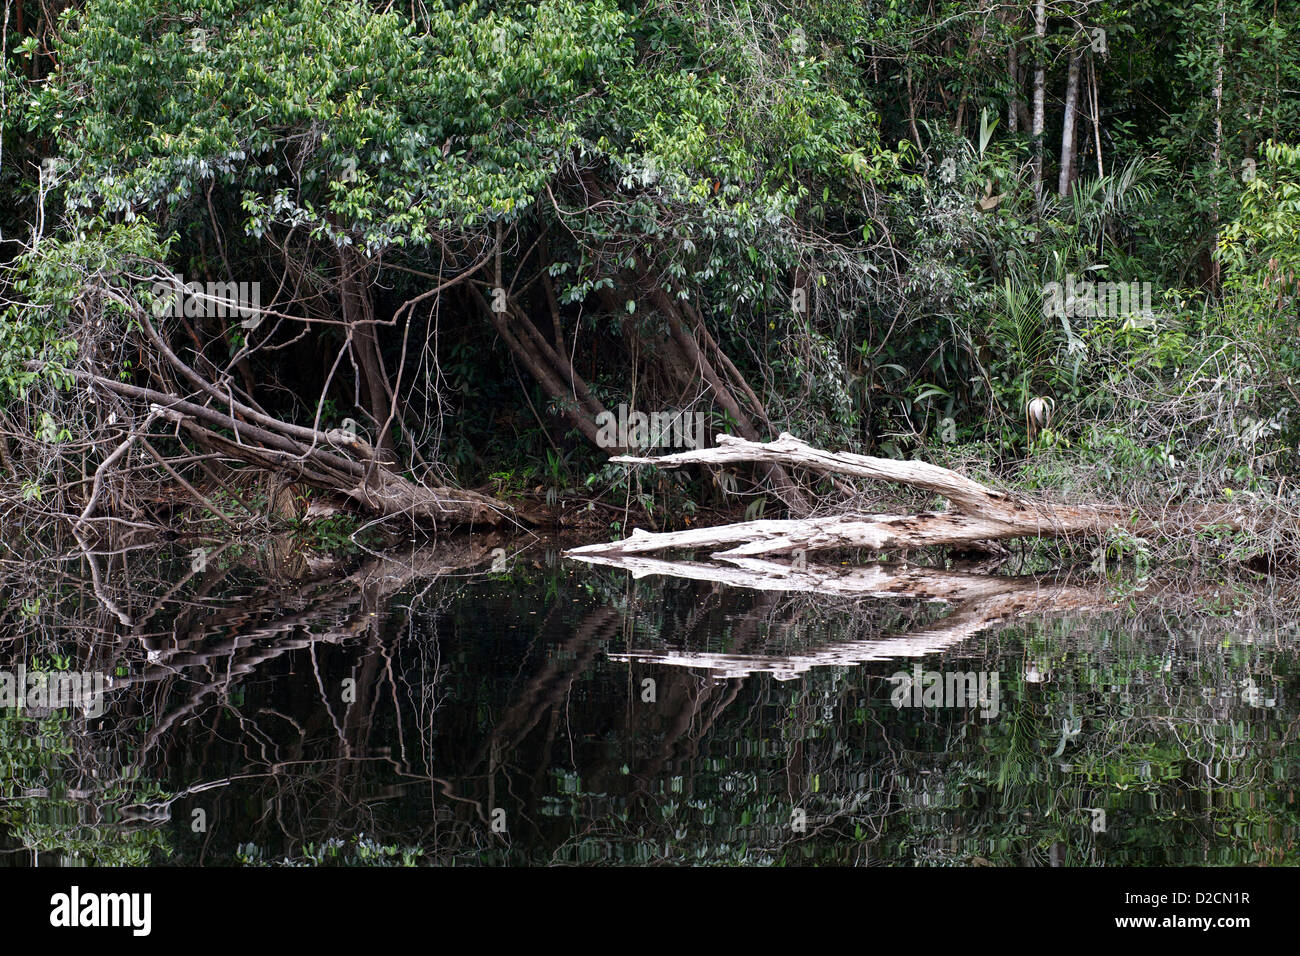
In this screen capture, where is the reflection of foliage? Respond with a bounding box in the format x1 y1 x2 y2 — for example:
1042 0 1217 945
3 542 1299 866
0 711 172 865
237 835 423 867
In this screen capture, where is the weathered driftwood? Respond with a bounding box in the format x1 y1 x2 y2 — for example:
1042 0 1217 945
568 433 1240 559
612 432 1018 513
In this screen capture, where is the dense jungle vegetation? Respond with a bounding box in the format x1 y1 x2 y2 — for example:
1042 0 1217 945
4 0 1300 879
1 0 1298 561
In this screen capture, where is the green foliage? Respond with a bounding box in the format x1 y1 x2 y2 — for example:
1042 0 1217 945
3 0 1300 519
34 0 632 247
1219 140 1300 295
0 219 164 404
0 708 172 865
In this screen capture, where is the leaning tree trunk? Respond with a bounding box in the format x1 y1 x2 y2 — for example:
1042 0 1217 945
39 281 519 530
474 217 811 512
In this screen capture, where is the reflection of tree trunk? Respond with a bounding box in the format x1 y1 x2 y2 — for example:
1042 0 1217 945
628 671 719 788
342 621 386 756
476 606 620 764
337 625 387 824
588 590 776 791
128 543 500 750
627 661 747 788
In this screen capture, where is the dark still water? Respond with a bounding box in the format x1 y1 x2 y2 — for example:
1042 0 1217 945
1 538 1297 866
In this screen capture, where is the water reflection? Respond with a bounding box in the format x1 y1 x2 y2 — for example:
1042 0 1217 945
0 538 1296 865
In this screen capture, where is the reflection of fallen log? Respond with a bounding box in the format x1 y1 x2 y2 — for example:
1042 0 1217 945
570 552 1042 600
122 541 503 747
567 433 1243 559
580 553 1108 679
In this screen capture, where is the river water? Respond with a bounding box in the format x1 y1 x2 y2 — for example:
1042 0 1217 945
0 538 1296 865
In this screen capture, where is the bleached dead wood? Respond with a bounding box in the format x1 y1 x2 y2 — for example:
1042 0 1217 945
611 432 1020 514
570 511 1061 558
568 433 1235 559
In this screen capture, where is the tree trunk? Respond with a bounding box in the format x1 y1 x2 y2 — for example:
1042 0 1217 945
56 362 518 529
1031 0 1047 205
1210 0 1226 292
337 248 397 462
1008 38 1021 133
1089 56 1104 178
1058 51 1083 197
474 285 613 450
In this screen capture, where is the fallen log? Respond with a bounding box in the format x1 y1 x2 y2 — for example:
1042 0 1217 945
47 363 515 530
612 432 1020 514
568 433 1244 558
570 512 1039 558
